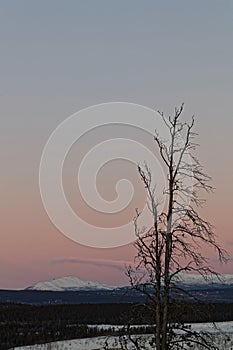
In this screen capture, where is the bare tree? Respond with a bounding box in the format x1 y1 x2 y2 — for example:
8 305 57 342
124 104 227 350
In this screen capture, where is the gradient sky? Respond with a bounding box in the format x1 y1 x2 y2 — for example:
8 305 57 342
0 1 233 289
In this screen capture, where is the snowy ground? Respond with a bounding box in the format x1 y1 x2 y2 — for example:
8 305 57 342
12 322 233 349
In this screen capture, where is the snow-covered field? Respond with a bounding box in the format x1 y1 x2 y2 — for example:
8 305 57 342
12 322 233 349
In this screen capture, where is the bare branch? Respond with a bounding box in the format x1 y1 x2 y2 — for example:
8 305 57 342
125 105 226 350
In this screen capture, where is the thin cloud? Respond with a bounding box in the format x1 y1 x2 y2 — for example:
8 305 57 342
48 257 133 272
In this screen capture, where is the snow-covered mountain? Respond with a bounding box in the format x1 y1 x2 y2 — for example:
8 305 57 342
25 274 233 293
26 276 115 292
172 273 233 289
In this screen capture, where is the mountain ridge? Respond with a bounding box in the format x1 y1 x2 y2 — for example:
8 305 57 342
25 273 233 292
26 276 116 292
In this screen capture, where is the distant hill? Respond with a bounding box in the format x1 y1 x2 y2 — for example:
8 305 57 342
25 276 115 292
0 274 232 305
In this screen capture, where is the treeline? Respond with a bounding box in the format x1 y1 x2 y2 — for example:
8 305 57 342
1 302 233 349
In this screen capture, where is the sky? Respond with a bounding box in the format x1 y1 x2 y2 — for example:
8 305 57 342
0 1 233 289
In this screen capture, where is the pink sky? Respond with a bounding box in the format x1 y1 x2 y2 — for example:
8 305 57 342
1 117 232 289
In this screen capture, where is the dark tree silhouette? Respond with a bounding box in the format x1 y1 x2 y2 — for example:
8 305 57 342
125 104 227 350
